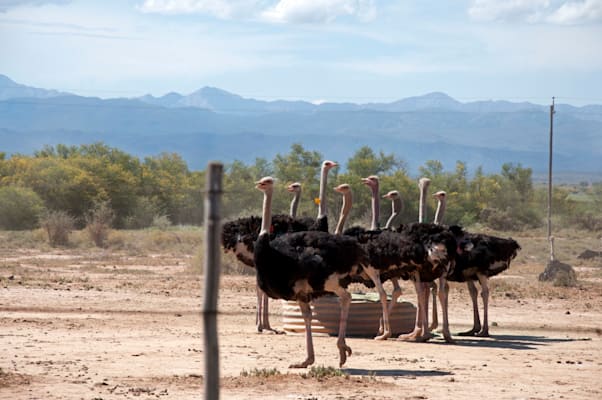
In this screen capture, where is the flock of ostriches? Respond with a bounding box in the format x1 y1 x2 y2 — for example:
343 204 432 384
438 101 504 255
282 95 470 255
221 160 521 369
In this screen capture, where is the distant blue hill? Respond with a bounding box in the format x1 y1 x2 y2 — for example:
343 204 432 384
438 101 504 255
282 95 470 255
1 74 600 178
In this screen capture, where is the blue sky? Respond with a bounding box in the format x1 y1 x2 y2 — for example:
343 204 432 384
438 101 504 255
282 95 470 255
1 0 601 106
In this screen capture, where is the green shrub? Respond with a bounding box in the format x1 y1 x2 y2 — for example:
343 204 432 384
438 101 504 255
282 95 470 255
0 186 45 230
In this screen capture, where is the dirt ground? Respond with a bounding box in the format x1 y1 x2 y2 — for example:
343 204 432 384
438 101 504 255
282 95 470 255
1 239 602 400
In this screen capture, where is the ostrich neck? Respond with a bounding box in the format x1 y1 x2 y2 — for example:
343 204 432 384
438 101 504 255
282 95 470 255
434 199 446 225
334 191 352 235
385 197 402 229
260 189 273 237
318 167 329 219
419 181 430 223
370 184 380 230
290 191 300 218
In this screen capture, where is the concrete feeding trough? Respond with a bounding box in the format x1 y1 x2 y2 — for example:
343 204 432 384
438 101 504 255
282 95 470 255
282 293 416 337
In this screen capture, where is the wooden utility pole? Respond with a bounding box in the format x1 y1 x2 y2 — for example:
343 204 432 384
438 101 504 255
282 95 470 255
547 97 555 262
203 162 223 400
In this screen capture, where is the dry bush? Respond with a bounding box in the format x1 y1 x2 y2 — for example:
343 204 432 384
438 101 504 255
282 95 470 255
40 210 75 247
85 201 114 248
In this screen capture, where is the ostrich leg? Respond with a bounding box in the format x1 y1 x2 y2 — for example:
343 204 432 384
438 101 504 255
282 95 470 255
437 276 454 343
476 273 491 337
429 281 439 331
399 277 429 341
458 280 482 336
379 278 402 335
363 266 391 340
332 287 353 367
290 301 315 368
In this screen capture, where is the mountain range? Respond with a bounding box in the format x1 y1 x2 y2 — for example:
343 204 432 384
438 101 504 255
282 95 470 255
1 74 600 179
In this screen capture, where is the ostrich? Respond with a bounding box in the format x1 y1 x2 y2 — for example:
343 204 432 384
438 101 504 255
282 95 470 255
253 176 371 368
397 178 455 342
428 190 447 332
221 160 337 332
448 226 521 337
428 190 521 337
339 176 455 341
333 179 396 340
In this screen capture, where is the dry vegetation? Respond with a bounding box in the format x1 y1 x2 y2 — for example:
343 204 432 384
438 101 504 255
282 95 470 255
0 227 601 399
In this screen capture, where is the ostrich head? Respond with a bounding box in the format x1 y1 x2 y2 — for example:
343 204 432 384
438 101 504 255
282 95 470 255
287 182 302 193
383 190 400 200
433 191 446 202
255 176 275 192
322 160 338 171
334 183 351 194
361 175 379 189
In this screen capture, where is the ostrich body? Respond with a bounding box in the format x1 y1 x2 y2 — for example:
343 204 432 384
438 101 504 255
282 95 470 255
448 227 521 337
221 161 337 332
254 177 370 368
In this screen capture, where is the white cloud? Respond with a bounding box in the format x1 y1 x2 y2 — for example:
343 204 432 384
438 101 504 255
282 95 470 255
0 0 70 13
468 0 551 23
139 0 376 23
138 0 267 19
261 0 376 24
468 0 602 24
547 0 602 24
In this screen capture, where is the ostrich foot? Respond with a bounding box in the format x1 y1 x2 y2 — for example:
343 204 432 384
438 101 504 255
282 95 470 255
338 344 352 367
257 325 285 335
398 328 423 341
377 318 384 336
457 327 480 336
289 357 314 369
475 329 490 337
441 332 455 344
417 331 436 342
374 331 391 341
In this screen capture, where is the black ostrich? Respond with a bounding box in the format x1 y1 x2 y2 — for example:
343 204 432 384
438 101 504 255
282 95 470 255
253 177 370 368
221 160 337 332
428 190 447 332
339 176 456 341
222 180 314 333
332 179 397 340
448 226 521 337
428 190 522 337
396 178 456 343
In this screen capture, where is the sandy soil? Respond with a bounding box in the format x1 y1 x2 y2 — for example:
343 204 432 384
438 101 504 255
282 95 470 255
1 246 602 400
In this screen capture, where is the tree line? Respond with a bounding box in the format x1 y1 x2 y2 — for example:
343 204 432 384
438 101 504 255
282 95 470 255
0 142 600 233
